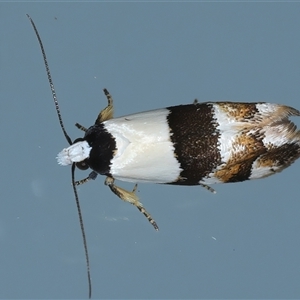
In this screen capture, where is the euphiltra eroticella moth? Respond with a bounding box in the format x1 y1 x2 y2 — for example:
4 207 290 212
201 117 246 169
27 15 300 299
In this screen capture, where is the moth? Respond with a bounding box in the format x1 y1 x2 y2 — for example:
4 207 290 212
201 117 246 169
27 15 300 299
58 97 300 231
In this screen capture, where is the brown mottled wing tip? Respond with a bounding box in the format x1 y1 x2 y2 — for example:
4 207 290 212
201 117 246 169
276 104 300 118
246 103 299 127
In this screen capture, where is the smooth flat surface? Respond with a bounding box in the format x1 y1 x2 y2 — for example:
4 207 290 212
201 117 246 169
1 3 300 299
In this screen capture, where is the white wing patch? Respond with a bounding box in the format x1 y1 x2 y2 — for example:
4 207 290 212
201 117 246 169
104 109 182 183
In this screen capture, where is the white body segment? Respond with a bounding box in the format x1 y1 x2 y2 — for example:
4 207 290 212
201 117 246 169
57 141 91 166
104 108 182 183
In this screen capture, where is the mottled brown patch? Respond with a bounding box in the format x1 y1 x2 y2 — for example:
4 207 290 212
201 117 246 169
255 143 300 171
231 130 265 161
214 162 254 182
215 130 266 182
218 102 259 122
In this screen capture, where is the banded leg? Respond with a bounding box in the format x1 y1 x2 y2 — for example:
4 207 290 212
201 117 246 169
75 171 98 186
95 88 114 124
105 176 159 231
200 183 216 194
75 123 88 132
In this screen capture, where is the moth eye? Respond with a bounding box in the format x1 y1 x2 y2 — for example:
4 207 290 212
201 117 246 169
76 160 89 170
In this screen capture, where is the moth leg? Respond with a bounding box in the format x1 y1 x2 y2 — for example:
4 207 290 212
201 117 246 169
75 171 98 186
95 88 114 124
105 176 159 231
75 123 88 132
200 183 216 194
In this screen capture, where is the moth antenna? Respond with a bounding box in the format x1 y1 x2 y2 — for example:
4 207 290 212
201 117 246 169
71 163 92 299
26 14 72 145
27 14 92 299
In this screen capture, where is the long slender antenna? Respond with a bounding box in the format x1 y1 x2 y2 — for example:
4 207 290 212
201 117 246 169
27 14 92 298
26 14 72 145
71 163 92 299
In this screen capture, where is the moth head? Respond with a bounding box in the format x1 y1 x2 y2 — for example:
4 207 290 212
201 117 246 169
57 137 91 170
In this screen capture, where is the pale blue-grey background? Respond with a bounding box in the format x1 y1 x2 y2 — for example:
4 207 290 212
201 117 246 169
1 2 300 299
